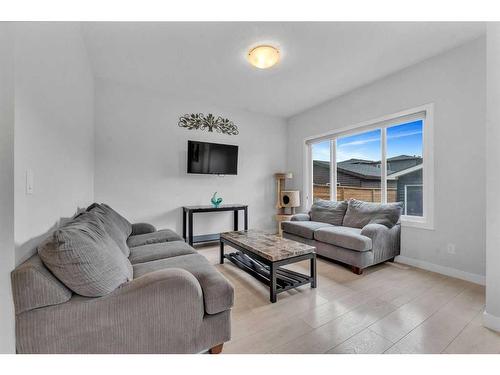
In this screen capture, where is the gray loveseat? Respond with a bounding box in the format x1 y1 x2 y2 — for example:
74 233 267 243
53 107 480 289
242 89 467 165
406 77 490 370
282 199 402 274
11 203 234 354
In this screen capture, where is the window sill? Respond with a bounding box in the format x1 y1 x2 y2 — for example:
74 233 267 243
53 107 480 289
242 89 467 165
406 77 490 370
401 216 434 230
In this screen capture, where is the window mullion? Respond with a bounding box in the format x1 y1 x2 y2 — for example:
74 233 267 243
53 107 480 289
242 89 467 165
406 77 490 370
330 139 336 201
381 128 387 203
307 143 313 209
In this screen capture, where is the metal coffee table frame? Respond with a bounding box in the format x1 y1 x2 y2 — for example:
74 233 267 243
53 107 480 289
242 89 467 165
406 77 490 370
220 237 317 303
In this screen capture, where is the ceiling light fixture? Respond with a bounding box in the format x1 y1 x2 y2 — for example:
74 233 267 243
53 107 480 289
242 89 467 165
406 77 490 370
247 45 280 69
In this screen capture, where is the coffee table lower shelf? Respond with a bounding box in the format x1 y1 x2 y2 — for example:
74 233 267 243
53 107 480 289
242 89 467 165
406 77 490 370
220 238 317 303
225 252 314 292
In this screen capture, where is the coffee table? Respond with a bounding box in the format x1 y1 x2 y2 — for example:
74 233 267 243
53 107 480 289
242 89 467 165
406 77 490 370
220 230 317 303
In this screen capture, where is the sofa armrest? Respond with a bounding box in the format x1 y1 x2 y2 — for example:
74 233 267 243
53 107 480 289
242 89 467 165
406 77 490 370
361 223 401 263
131 222 156 235
290 213 311 221
16 268 206 353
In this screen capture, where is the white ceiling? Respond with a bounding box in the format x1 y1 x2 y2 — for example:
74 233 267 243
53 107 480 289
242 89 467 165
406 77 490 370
82 22 485 118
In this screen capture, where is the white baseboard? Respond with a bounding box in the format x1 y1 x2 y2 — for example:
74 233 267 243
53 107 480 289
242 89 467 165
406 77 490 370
395 255 485 285
483 311 500 332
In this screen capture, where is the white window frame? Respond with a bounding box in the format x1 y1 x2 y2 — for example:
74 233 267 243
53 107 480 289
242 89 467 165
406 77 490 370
304 104 434 230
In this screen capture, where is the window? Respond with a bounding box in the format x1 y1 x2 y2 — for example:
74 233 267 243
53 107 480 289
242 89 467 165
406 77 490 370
337 129 382 203
404 185 423 215
305 105 433 228
311 140 331 200
386 120 423 216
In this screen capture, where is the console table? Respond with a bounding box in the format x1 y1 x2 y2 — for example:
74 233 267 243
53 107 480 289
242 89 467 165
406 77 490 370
182 204 248 246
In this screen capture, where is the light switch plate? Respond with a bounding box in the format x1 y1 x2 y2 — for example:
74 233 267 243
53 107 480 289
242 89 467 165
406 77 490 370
26 169 34 195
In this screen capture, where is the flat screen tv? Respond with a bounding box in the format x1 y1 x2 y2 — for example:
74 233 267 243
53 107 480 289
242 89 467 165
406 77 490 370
187 140 238 175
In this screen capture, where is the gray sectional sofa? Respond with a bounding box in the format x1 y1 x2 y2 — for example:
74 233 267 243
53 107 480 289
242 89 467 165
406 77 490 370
282 199 402 274
11 203 234 354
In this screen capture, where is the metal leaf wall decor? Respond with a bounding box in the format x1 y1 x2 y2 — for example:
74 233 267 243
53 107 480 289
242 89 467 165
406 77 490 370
178 113 239 135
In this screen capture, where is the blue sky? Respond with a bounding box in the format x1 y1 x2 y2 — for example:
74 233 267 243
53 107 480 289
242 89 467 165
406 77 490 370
312 120 423 162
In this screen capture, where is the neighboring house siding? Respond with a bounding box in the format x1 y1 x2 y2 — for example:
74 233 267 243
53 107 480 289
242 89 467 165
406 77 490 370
314 158 417 197
313 162 330 185
387 158 422 173
338 171 362 187
351 179 396 189
360 179 381 188
396 169 423 214
316 163 398 189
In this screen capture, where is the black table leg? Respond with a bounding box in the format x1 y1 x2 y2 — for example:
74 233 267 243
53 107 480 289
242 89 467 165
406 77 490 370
188 211 193 246
182 209 186 241
270 263 277 303
233 210 239 231
220 241 225 264
311 255 317 288
244 207 248 230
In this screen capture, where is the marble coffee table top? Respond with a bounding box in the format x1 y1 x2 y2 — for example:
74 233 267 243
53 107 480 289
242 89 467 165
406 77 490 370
220 230 315 262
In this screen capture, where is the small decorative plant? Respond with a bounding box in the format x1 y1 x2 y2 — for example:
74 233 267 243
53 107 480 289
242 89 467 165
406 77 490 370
211 192 223 208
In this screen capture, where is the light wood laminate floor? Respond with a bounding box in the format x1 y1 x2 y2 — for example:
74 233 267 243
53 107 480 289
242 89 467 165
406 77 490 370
196 244 500 354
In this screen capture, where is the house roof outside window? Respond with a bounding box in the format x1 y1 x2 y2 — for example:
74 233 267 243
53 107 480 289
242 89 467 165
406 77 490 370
313 155 423 185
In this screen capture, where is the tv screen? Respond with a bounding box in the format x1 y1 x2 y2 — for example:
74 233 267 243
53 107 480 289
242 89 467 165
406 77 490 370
187 141 238 175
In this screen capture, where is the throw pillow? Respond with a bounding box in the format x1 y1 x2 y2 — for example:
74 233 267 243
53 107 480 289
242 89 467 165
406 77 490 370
87 204 131 257
38 211 133 297
310 199 348 226
101 204 132 238
342 198 403 229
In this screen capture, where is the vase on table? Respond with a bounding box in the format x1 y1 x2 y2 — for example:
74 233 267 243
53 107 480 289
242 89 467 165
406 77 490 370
211 192 223 208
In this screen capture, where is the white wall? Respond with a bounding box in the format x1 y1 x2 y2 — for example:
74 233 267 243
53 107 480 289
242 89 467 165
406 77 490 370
0 23 16 354
484 23 500 331
95 79 287 236
14 23 95 264
286 38 486 283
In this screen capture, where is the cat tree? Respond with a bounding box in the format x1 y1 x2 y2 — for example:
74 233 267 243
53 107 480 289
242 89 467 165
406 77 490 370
274 172 300 236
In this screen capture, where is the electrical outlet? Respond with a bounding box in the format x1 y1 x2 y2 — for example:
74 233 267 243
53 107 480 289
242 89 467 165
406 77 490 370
446 243 456 255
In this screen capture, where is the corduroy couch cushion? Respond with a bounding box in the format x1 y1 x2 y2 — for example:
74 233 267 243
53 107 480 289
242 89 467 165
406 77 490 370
87 204 131 257
128 241 197 264
310 199 348 225
11 254 72 314
101 203 132 237
127 229 183 248
342 199 403 229
88 203 132 238
281 221 333 239
38 211 133 297
314 226 372 252
133 254 234 315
